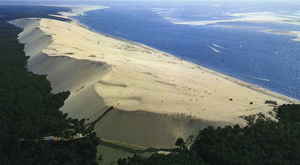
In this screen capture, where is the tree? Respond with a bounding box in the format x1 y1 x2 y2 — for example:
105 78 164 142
175 137 185 150
0 6 100 165
117 158 127 165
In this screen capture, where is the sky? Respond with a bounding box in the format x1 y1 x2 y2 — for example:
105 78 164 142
0 0 296 1
0 0 297 4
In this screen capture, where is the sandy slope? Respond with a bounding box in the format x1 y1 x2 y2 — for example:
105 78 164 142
9 18 298 149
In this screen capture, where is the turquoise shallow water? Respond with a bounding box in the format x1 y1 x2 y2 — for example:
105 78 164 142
1 1 300 99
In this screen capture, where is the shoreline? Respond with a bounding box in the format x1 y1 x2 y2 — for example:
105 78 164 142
4 4 300 164
8 16 299 118
7 4 300 154
62 5 299 102
2 4 300 101
5 4 299 101
66 7 297 103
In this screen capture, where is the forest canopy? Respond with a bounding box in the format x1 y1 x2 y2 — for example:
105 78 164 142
2 5 300 165
119 104 300 165
0 6 99 165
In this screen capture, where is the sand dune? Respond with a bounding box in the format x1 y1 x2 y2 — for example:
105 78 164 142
9 18 298 150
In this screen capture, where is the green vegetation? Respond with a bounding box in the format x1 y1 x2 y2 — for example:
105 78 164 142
119 104 300 165
175 137 186 150
0 6 99 165
2 5 300 165
117 151 207 165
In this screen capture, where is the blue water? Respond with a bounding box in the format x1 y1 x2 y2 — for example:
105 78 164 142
76 1 300 100
1 1 300 99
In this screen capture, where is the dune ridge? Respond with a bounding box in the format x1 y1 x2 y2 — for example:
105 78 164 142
9 17 298 149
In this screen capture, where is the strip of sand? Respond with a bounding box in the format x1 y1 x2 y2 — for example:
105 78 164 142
174 12 300 26
263 29 300 42
173 11 300 42
9 15 299 149
49 5 108 22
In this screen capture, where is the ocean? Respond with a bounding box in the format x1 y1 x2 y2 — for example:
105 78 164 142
2 1 300 99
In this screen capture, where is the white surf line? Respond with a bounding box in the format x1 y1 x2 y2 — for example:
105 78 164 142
212 43 226 49
245 75 270 82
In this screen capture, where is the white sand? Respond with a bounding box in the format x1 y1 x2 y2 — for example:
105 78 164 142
49 5 108 20
263 29 300 42
174 12 300 26
173 12 300 42
9 18 298 148
58 5 108 17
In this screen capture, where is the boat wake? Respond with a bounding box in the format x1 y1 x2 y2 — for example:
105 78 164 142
207 45 220 53
213 43 226 49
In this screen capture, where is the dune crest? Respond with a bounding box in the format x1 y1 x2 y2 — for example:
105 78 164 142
9 18 298 148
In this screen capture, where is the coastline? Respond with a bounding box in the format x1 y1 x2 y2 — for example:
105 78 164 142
2 5 300 101
8 4 299 152
64 6 298 103
63 6 299 102
63 8 298 104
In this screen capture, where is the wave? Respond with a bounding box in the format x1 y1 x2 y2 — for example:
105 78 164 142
157 11 171 14
245 75 270 82
151 8 175 12
151 8 179 22
163 16 180 22
151 8 163 12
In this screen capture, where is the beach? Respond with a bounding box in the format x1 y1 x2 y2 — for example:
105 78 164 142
9 5 299 151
